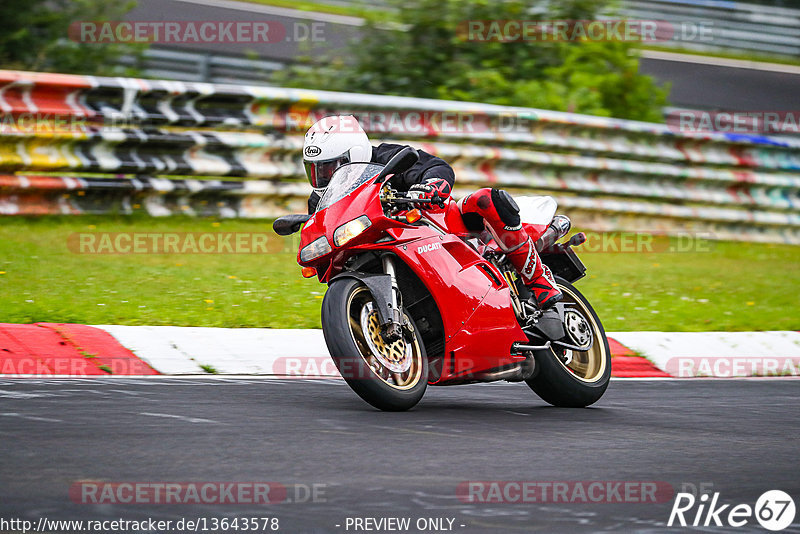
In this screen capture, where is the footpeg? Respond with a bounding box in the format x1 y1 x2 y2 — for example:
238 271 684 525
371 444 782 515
525 305 566 340
512 341 551 353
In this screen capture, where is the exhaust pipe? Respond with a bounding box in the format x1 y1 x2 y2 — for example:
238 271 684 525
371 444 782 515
535 215 571 252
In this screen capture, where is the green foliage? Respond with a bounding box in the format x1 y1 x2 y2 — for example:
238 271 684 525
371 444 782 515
276 0 667 121
0 0 144 75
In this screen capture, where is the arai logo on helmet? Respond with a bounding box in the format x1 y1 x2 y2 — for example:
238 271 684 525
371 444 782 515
304 145 322 158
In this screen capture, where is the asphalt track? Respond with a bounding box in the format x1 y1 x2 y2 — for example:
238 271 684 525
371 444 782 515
1 379 798 533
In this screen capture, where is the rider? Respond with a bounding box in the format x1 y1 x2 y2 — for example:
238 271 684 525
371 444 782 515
303 115 562 309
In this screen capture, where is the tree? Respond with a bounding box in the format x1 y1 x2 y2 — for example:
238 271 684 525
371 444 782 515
0 0 143 75
276 0 668 122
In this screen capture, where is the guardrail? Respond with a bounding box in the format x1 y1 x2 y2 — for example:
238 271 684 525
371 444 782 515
118 47 285 85
1 69 798 244
620 0 800 58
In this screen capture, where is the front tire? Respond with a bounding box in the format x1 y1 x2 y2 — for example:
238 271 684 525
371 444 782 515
526 277 611 407
321 278 428 411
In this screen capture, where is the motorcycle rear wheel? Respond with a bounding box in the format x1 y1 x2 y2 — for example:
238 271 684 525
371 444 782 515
525 277 611 407
321 278 428 411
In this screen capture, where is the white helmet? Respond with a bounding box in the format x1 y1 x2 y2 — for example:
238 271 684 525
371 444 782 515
303 115 372 191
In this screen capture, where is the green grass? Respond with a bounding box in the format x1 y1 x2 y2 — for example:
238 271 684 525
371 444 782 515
200 364 219 374
0 215 322 328
577 232 799 331
0 216 797 331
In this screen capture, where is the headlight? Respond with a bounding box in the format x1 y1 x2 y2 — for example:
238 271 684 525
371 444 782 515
333 216 371 247
299 236 332 262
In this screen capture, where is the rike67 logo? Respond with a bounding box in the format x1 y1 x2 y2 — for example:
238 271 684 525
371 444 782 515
668 490 796 531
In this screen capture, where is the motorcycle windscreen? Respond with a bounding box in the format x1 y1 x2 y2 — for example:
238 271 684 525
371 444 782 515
315 162 384 212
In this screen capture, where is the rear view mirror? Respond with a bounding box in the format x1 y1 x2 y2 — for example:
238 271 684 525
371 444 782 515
273 214 311 236
374 147 420 183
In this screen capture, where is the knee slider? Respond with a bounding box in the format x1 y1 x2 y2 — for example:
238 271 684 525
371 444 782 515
491 189 521 228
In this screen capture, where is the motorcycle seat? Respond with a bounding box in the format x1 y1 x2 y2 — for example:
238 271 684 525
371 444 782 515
516 195 558 226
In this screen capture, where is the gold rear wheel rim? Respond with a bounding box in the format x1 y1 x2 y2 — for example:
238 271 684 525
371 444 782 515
550 284 607 383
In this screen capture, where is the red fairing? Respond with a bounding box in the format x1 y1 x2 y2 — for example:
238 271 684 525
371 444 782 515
522 222 549 242
297 178 388 281
297 172 549 385
419 200 470 237
389 234 527 383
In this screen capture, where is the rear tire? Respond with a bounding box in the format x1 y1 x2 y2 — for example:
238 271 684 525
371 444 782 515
526 277 611 407
321 278 428 411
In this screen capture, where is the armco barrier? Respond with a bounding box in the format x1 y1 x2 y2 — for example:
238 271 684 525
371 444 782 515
620 0 800 58
1 69 799 244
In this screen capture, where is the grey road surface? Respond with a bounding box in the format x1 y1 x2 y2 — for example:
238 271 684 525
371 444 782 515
1 378 799 533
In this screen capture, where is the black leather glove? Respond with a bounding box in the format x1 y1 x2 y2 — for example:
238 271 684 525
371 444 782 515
409 179 449 208
408 183 436 201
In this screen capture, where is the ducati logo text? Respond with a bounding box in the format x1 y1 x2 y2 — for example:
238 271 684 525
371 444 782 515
417 242 442 254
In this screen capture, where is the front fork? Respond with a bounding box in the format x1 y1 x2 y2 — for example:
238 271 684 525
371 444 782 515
380 255 405 342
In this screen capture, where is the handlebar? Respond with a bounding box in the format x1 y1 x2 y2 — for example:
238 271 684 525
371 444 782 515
381 189 446 209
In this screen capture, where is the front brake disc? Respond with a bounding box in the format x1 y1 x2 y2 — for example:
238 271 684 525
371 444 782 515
360 302 412 373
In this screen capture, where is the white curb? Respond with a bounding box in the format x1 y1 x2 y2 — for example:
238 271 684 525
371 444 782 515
609 331 800 378
93 326 800 378
95 326 331 375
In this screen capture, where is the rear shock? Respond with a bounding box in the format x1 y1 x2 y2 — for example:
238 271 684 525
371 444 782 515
485 251 528 323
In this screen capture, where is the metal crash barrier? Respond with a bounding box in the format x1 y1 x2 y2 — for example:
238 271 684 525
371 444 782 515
0 69 798 244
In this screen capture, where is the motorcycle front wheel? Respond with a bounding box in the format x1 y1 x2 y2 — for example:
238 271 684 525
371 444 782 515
526 277 611 407
321 278 428 411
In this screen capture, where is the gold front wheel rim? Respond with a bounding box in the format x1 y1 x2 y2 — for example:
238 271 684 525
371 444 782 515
345 286 423 390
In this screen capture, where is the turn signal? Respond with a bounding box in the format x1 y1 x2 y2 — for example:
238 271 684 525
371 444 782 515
301 267 317 278
569 232 587 247
405 209 422 223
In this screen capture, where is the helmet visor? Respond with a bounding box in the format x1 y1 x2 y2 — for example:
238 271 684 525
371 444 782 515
304 154 350 190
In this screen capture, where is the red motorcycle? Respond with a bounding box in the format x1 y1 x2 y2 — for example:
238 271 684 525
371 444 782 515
274 148 610 411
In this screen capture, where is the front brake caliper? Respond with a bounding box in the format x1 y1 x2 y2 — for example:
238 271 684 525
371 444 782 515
381 323 403 343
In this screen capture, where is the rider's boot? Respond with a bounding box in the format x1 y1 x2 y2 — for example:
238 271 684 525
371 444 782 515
457 188 562 310
505 237 563 310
